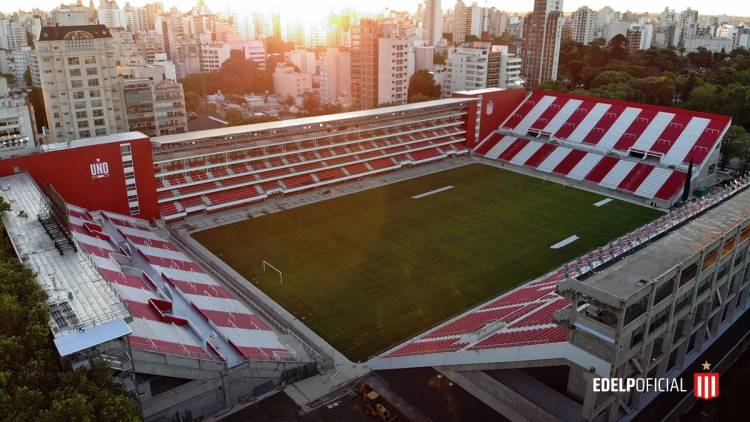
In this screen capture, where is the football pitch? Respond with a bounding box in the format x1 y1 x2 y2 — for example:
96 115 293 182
193 164 662 361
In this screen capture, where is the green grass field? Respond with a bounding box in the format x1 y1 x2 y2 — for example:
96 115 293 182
193 164 662 361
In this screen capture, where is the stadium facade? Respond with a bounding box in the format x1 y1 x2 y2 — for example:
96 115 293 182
0 87 747 422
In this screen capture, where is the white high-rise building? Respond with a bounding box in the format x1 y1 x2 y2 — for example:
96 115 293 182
272 64 312 101
422 0 442 46
198 43 230 73
286 49 317 76
494 45 523 89
673 8 699 47
0 19 28 50
378 37 410 106
36 25 126 142
0 76 36 155
320 48 351 106
626 24 654 51
445 41 502 93
98 0 128 29
571 6 597 45
124 3 150 32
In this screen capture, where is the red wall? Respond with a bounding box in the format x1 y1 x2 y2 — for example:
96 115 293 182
453 89 528 147
0 136 159 220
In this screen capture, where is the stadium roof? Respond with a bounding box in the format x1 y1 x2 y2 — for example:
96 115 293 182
151 98 475 146
574 187 750 301
0 172 130 351
42 132 146 152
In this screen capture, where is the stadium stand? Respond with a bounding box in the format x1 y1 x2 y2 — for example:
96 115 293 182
475 91 731 206
66 205 297 365
150 99 474 220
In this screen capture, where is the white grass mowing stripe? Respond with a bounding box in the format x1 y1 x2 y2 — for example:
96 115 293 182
412 185 454 199
550 235 580 249
593 198 613 207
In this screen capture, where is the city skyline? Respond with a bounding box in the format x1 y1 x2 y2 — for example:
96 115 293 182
1 0 748 18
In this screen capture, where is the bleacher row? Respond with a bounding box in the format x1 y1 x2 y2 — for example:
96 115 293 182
154 124 469 220
475 133 687 202
384 279 570 358
503 91 731 167
66 204 297 364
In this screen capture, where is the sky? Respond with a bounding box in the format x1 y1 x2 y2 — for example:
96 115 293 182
2 0 748 19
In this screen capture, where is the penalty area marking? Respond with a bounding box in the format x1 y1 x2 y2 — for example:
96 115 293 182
593 198 613 207
412 185 454 199
551 235 580 249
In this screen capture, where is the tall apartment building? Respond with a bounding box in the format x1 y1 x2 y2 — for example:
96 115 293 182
495 45 523 89
124 3 150 32
351 19 380 110
571 6 597 45
272 64 312 101
97 0 128 29
422 0 442 46
0 19 29 50
0 76 36 156
445 41 500 93
226 37 266 70
673 8 699 47
414 45 435 71
452 0 472 44
117 64 187 137
36 25 125 142
378 37 409 106
286 49 317 76
320 48 351 106
198 42 230 73
627 24 654 51
521 0 563 88
351 19 410 109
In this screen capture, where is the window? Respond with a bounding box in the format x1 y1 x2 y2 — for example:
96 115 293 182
78 120 89 128
69 68 81 77
91 99 102 107
67 57 80 65
84 56 96 64
75 111 87 119
73 91 85 99
92 109 104 117
89 90 101 98
71 80 83 88
86 68 98 75
79 130 90 137
87 79 99 87
94 118 105 126
95 128 107 136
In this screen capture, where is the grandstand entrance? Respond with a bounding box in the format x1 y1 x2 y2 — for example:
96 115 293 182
192 163 662 361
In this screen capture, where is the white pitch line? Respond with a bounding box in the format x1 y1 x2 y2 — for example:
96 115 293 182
551 235 580 249
593 198 613 207
412 185 454 199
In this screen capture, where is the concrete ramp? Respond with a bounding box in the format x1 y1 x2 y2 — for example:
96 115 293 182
437 367 581 422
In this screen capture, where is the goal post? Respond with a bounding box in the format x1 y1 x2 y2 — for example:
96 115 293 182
262 260 283 285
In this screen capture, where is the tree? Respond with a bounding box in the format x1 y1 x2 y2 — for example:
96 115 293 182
407 70 441 103
23 67 32 87
719 125 750 170
607 34 630 61
301 91 322 115
0 198 140 421
433 52 446 65
629 76 676 106
589 71 633 89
